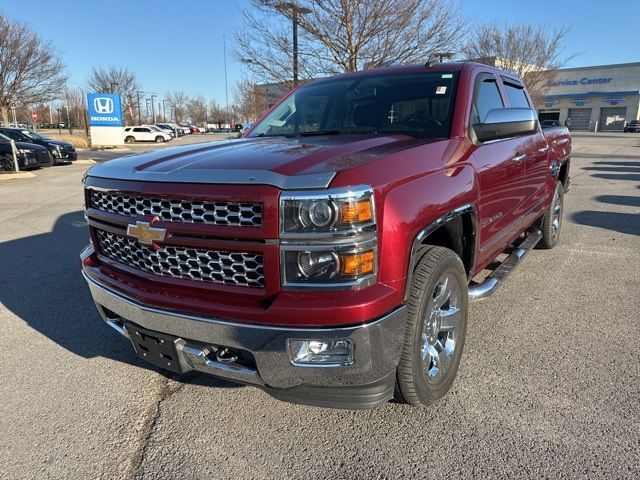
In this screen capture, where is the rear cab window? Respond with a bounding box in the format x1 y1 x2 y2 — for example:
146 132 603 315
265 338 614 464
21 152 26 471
502 78 530 108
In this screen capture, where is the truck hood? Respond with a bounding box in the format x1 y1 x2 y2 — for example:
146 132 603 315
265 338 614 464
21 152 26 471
87 135 444 189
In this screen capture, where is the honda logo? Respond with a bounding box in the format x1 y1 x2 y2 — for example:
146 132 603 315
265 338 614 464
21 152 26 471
93 97 114 114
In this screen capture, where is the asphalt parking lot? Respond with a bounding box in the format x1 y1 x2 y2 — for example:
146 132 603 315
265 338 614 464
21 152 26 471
1 132 639 479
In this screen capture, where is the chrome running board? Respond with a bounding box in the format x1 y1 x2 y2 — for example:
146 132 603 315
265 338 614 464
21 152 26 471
468 229 542 301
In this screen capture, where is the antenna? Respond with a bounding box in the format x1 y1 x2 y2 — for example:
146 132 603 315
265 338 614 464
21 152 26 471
223 33 230 139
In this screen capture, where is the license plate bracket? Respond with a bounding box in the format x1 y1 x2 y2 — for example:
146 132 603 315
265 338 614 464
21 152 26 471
125 323 185 373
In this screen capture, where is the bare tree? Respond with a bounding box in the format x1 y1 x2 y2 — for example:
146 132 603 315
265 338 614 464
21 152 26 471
208 101 232 129
185 95 208 125
64 87 88 131
465 23 574 102
234 0 467 85
233 79 269 122
0 14 66 125
166 90 189 124
88 66 140 96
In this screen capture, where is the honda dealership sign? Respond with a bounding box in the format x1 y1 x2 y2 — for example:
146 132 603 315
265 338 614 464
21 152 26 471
87 93 123 126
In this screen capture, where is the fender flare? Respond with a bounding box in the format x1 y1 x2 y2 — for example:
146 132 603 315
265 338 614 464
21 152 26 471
404 203 477 301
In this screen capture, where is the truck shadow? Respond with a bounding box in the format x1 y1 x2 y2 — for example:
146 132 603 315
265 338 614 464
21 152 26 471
571 211 640 236
594 195 640 208
583 166 640 173
590 173 640 182
0 210 239 389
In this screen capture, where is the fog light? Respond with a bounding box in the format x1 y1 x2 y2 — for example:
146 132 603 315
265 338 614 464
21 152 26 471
288 339 353 366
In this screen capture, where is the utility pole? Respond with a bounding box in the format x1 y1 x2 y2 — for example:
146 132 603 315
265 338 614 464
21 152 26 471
275 2 311 86
223 33 229 136
151 94 157 124
136 91 143 125
110 82 118 94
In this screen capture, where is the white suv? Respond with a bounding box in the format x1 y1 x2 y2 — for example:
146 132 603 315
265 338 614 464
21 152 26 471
124 126 172 143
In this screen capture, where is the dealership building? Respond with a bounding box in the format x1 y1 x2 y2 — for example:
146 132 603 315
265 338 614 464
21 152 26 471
536 62 640 131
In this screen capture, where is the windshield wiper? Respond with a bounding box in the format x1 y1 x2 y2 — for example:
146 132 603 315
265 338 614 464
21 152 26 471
297 129 341 136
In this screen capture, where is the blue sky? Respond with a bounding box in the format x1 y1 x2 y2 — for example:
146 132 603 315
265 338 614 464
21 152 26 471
1 0 637 105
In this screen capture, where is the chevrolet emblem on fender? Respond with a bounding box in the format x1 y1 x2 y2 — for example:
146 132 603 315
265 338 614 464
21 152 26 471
126 221 166 246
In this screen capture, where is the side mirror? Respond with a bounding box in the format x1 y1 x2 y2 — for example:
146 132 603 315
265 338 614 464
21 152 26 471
473 108 538 142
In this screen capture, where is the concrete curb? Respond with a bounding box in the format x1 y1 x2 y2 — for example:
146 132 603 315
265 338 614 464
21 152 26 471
74 159 96 165
0 171 36 181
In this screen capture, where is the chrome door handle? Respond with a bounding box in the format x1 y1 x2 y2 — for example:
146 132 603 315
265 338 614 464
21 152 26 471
513 153 527 163
538 146 550 153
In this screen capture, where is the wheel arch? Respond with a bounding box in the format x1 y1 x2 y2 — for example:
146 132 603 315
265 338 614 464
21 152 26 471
404 204 477 301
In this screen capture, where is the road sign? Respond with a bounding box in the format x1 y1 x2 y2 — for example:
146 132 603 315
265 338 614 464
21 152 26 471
87 93 123 126
31 111 38 121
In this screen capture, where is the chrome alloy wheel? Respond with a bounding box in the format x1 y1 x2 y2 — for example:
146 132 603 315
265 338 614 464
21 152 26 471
551 190 563 239
421 272 462 383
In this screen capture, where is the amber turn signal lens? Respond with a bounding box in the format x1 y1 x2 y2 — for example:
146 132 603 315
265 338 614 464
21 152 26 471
340 200 373 224
340 251 374 276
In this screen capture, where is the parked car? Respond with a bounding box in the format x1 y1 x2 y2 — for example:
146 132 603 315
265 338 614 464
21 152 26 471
178 125 191 135
123 126 172 143
152 124 176 138
81 62 571 409
155 123 182 137
0 133 52 171
142 125 174 139
623 120 640 132
541 119 561 128
0 127 76 164
238 122 254 137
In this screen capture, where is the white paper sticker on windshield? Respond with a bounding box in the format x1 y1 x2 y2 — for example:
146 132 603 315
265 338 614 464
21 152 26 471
436 86 447 95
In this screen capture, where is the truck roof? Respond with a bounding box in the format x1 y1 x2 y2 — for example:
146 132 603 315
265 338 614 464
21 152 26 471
309 61 524 86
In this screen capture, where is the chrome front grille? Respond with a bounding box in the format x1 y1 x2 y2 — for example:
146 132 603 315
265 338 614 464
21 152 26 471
96 230 265 287
90 190 263 227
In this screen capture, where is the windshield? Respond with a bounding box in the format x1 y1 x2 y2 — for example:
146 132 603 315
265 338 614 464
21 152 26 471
248 71 458 139
20 129 48 141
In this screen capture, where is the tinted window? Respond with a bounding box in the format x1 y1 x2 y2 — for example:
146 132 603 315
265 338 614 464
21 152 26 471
472 78 504 124
504 83 530 108
249 72 458 139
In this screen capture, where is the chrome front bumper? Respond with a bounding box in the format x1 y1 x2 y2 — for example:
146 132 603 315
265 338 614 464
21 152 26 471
83 272 406 407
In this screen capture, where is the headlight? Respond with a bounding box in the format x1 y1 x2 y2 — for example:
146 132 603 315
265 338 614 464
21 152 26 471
281 244 376 287
280 185 377 290
280 186 375 238
18 148 35 155
49 144 62 156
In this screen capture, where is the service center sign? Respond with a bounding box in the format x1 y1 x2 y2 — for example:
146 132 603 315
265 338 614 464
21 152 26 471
87 93 123 126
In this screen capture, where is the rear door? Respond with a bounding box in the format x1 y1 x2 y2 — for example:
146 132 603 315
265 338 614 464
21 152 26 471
501 78 549 215
471 73 526 266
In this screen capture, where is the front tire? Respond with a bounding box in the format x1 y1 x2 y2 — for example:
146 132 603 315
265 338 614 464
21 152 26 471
538 181 564 249
155 136 165 143
396 246 469 406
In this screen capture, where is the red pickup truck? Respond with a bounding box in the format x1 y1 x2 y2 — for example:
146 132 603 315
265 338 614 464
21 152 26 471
81 62 571 409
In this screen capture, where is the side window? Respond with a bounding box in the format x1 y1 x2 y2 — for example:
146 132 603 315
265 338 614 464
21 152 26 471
472 77 504 124
503 82 530 108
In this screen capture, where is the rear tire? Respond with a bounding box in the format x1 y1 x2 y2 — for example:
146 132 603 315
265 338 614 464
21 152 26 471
538 181 564 249
125 136 136 144
395 246 468 406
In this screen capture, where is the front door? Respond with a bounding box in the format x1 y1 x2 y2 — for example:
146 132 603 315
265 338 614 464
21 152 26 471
470 74 526 267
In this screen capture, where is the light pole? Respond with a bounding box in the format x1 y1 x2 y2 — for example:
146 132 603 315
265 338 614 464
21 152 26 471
275 2 311 86
110 82 118 94
151 94 157 124
162 100 168 122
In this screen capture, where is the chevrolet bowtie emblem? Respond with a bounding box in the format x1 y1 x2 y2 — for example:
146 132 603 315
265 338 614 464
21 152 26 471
126 221 166 246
